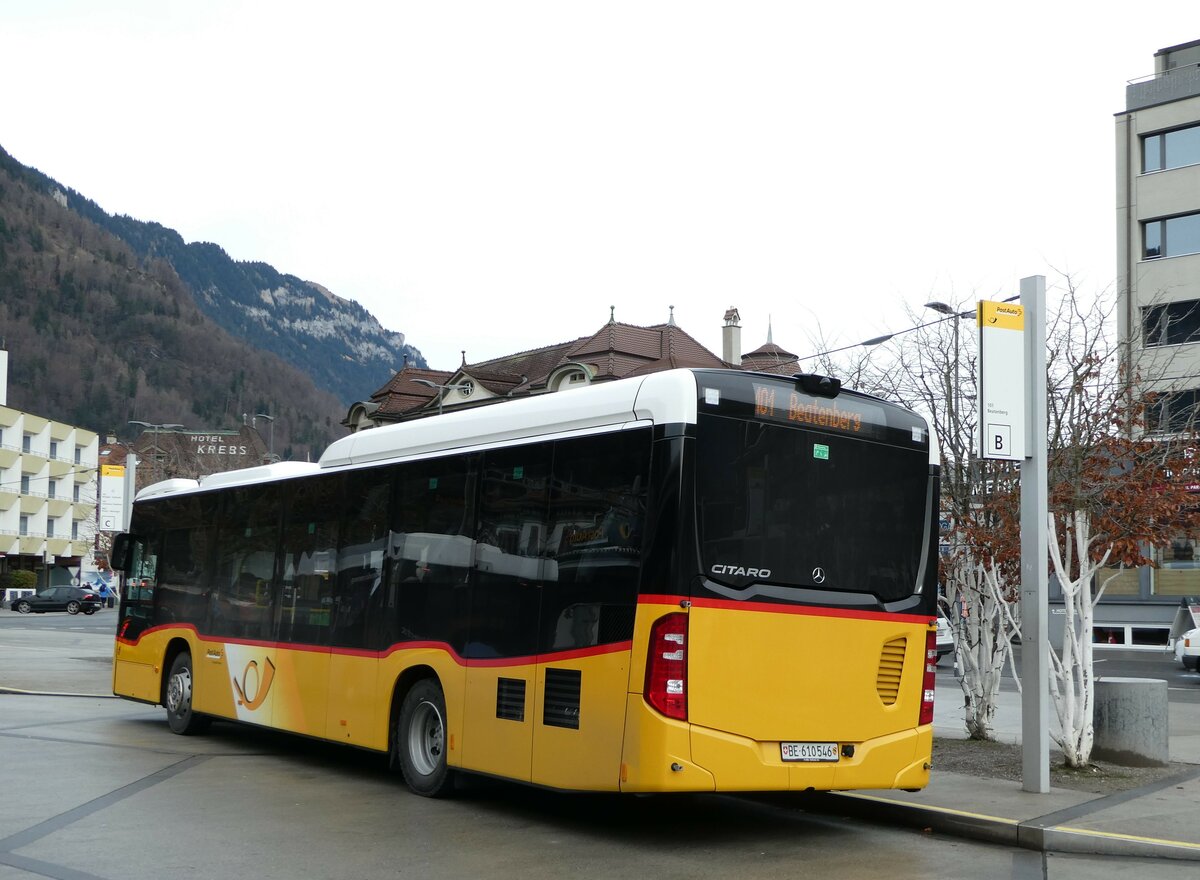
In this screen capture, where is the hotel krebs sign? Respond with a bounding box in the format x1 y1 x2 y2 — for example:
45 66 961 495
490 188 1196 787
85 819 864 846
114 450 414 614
189 434 251 456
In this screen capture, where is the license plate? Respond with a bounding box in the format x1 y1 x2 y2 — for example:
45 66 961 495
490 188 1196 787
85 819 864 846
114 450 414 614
780 741 838 762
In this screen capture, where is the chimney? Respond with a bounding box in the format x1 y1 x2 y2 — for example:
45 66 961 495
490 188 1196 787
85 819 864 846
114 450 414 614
722 308 742 365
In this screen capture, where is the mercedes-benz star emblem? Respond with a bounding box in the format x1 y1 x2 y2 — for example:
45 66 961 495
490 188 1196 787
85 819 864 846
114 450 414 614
812 567 826 584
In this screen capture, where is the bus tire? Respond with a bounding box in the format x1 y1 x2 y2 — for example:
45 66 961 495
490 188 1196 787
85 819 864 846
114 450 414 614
396 679 453 797
165 653 209 735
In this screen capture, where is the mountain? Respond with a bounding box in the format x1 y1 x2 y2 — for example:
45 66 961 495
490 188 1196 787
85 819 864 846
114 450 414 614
0 145 425 410
0 144 420 459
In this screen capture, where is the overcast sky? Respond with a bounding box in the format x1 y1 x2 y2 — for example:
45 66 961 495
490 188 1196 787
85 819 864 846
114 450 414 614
0 2 1194 372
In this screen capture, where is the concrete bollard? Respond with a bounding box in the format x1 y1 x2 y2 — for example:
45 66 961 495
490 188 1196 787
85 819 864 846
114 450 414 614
1092 677 1169 767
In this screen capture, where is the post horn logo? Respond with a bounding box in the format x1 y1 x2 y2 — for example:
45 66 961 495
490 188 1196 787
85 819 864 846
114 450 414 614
232 657 276 710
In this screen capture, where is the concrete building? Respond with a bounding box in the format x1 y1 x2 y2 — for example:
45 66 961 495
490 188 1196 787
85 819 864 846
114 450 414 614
0 352 100 597
1110 38 1200 646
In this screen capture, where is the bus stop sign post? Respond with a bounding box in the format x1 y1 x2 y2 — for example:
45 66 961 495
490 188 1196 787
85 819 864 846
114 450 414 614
977 276 1049 794
1019 276 1050 794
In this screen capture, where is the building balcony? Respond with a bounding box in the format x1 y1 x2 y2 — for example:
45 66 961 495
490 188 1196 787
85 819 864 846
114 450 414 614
19 535 46 555
0 531 18 555
46 537 72 558
46 497 73 517
1127 64 1200 111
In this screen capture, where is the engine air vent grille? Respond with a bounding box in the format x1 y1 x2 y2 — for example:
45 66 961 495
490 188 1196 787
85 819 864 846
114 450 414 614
496 677 526 722
876 637 907 705
543 668 582 730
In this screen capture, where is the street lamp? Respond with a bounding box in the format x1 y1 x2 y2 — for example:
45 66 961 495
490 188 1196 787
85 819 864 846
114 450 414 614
127 421 185 482
253 413 276 461
412 378 475 416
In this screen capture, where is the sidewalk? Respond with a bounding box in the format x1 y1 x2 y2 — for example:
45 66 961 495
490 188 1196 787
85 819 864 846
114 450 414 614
4 617 1199 859
807 672 1200 860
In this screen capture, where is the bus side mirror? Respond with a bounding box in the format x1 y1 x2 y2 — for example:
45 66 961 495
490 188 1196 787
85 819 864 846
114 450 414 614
111 533 137 572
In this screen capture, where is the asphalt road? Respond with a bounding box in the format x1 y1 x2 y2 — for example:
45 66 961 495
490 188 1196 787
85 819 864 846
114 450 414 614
3 610 1200 879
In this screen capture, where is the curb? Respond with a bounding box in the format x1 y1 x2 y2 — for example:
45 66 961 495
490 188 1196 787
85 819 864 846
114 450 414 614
802 775 1200 862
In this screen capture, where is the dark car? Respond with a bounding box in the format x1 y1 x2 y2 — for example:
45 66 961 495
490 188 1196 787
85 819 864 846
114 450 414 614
10 586 102 615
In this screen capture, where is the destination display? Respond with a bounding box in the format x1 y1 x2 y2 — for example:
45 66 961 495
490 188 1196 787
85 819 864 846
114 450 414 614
696 370 929 449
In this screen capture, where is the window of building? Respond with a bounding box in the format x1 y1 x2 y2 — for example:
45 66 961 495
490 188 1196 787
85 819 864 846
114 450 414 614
74 446 82 464
73 485 81 502
72 521 79 540
48 480 56 500
1143 212 1200 259
49 441 58 459
1152 536 1200 595
1143 123 1200 173
1143 299 1200 346
19 515 28 536
1145 388 1200 433
22 434 31 453
20 475 30 495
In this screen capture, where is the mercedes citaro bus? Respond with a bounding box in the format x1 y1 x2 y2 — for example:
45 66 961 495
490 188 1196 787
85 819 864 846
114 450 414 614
110 368 940 796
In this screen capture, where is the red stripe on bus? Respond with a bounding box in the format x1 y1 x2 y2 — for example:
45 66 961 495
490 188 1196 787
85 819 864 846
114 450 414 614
117 624 632 666
639 594 933 625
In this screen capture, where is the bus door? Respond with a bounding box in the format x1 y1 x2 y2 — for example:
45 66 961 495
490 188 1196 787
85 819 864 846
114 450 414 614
460 447 549 782
112 533 161 702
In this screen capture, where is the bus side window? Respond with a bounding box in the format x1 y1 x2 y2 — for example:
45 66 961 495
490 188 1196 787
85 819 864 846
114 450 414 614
469 447 549 659
332 467 391 650
383 455 475 652
279 475 340 646
542 431 649 651
212 485 280 641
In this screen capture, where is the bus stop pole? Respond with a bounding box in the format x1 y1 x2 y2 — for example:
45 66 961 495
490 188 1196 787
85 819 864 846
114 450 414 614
1020 275 1050 793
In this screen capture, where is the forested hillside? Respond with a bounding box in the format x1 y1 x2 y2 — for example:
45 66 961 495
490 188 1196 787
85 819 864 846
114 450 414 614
0 145 349 460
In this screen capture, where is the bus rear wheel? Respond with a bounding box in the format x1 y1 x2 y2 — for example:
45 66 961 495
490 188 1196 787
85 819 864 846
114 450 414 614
396 679 453 797
165 653 209 735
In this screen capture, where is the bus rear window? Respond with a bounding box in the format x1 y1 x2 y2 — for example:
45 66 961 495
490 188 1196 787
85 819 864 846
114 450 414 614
696 415 929 603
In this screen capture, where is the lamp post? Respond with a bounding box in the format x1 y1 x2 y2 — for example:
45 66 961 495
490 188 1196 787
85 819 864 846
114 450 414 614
253 413 276 461
413 378 475 416
127 421 185 483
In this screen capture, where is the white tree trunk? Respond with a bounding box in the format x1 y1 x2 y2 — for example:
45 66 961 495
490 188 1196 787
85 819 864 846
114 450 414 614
1047 510 1109 768
943 548 1021 741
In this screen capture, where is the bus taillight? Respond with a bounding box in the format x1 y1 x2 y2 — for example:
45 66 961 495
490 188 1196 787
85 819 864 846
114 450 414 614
644 613 688 721
919 629 937 726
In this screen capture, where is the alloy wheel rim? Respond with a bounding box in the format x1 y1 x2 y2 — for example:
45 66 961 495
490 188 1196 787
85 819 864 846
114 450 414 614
167 667 192 715
407 700 445 776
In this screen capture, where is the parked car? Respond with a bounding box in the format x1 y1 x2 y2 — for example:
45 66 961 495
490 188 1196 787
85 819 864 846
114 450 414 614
936 611 956 660
9 586 101 615
1175 627 1199 671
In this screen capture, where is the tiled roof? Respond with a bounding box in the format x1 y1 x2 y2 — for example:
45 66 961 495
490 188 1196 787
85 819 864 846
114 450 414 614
355 315 750 426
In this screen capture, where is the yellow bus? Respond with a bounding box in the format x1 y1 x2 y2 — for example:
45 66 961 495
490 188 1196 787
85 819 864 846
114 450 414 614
110 368 940 796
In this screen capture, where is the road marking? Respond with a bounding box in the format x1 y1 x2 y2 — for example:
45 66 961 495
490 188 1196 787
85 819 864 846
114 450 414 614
1052 825 1200 850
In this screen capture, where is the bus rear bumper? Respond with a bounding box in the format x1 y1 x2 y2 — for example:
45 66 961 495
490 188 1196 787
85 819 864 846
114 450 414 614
620 697 932 793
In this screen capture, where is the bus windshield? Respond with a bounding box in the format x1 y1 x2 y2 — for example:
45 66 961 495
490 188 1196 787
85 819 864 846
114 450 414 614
696 413 930 603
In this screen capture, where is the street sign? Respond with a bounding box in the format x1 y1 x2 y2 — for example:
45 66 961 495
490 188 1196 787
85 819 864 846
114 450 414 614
977 300 1026 461
99 465 127 531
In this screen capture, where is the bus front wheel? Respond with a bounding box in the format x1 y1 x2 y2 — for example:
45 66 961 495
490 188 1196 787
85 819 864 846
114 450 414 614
396 679 453 797
165 653 209 735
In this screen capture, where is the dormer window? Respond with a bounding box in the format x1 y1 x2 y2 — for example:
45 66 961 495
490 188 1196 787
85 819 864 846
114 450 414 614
456 380 474 398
